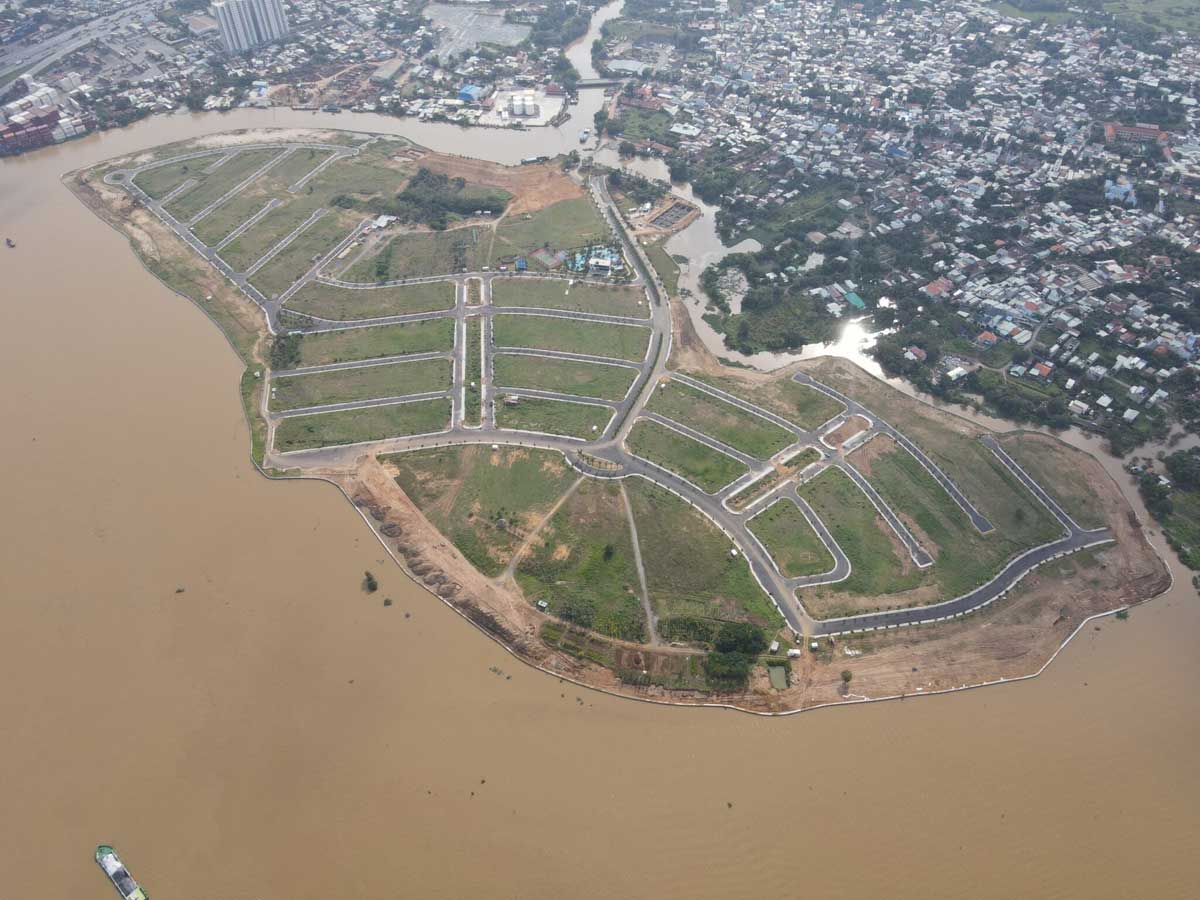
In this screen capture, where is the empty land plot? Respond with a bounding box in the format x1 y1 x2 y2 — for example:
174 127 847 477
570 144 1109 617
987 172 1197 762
492 314 650 362
163 149 283 222
515 479 646 642
727 447 822 511
798 467 923 605
490 197 610 267
493 354 636 401
464 317 482 426
648 379 794 459
852 434 1050 599
133 154 221 199
387 445 577 577
295 319 453 367
491 278 648 318
274 398 450 451
748 498 835 578
626 419 748 493
341 227 486 281
997 432 1108 529
626 478 780 627
495 397 612 439
219 199 327 272
270 357 449 411
692 372 844 431
286 280 456 320
249 214 358 298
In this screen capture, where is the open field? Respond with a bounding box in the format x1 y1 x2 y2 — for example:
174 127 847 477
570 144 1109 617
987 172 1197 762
388 445 577 577
274 398 450 451
727 447 822 511
492 314 650 362
748 498 835 578
490 197 611 268
644 238 681 296
162 149 283 222
270 357 449 411
691 371 844 430
132 156 211 200
342 226 486 281
248 214 358 299
495 397 612 438
294 319 453 367
647 378 794 459
218 198 327 272
492 354 636 401
491 278 649 318
998 431 1109 529
626 419 747 493
286 280 456 320
798 466 923 610
515 480 646 642
464 317 482 426
626 479 780 627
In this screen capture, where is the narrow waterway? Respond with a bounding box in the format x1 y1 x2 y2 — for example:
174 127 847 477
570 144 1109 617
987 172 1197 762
1 101 1198 900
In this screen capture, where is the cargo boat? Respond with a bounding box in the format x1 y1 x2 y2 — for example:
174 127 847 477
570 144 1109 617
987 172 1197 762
95 845 149 900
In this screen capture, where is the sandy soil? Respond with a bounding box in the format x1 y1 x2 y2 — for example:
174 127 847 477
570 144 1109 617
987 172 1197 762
823 414 871 449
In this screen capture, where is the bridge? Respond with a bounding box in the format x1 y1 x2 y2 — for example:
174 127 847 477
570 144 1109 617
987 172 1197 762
576 78 625 89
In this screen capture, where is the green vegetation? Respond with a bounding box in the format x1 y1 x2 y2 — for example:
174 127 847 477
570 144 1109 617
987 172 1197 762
647 379 794 459
342 227 485 280
163 148 282 221
492 314 650 362
491 278 648 317
133 156 211 200
626 419 747 493
748 499 835 578
626 479 780 626
490 197 610 268
388 445 576 577
798 467 921 598
285 280 455 320
493 354 636 401
1140 448 1200 570
292 319 452 367
270 357 449 411
516 480 646 642
691 372 844 430
464 316 482 426
495 396 612 438
336 167 510 230
644 238 681 296
248 214 357 299
703 622 770 690
999 433 1108 529
275 398 450 451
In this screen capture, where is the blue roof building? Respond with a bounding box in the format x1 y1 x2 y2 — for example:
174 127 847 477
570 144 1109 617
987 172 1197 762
458 84 486 103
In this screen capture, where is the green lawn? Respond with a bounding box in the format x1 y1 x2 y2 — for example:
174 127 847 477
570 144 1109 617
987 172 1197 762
691 372 844 431
626 478 780 627
491 278 649 318
464 316 482 427
294 319 453 367
163 148 283 222
626 419 747 493
286 280 456 320
490 197 610 267
492 314 650 362
248 214 358 299
270 357 449 411
387 445 577 577
998 432 1108 529
342 227 486 281
492 354 637 401
516 479 646 642
495 397 612 439
647 379 794 459
748 498 835 578
274 398 450 451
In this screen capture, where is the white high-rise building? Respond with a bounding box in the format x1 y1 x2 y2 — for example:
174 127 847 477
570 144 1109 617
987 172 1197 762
213 0 290 54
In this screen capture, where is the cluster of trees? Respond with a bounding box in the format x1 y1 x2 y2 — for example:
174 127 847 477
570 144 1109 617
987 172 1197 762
336 168 509 231
702 622 768 690
608 169 666 206
269 333 302 370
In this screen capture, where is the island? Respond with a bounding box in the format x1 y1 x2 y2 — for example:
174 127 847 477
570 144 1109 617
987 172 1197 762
67 127 1170 713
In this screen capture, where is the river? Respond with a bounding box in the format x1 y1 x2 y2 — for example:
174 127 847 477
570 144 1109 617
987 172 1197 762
2 31 1199 900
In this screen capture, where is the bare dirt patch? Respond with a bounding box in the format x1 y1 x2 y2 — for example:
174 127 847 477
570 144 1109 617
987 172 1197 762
822 415 870 449
414 155 582 215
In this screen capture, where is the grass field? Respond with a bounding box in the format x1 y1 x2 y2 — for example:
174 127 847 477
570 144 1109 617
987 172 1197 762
748 498 836 578
342 227 486 281
492 314 650 362
270 357 449 411
516 479 646 642
647 379 794 459
217 198 326 271
274 398 450 451
294 319 453 367
493 354 637 401
491 278 649 318
133 154 221 200
644 238 681 296
998 432 1108 529
495 397 612 438
626 419 747 493
163 149 283 222
798 467 923 599
248 214 357 299
692 373 844 431
490 197 610 268
626 478 780 626
464 316 482 426
286 280 456 320
388 445 577 577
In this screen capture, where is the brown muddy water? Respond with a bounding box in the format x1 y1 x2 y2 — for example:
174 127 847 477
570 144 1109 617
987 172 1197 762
2 115 1199 900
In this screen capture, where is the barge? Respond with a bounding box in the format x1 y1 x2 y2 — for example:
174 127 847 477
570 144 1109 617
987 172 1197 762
95 845 149 900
